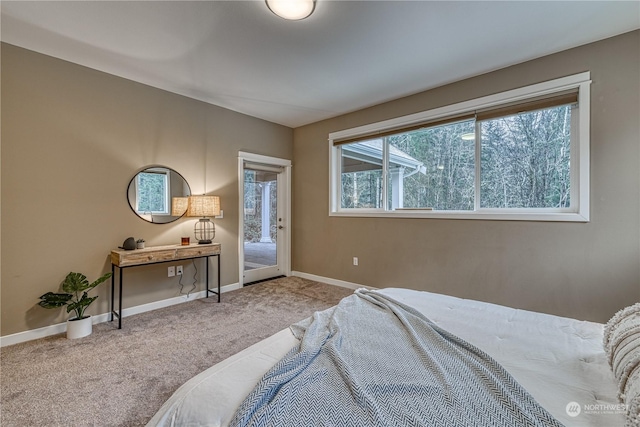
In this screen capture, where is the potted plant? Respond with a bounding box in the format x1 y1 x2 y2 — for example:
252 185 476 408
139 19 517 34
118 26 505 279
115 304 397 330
38 271 112 339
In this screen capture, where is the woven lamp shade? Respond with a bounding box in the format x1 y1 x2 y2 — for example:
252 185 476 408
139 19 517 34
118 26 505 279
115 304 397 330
186 195 220 217
171 197 189 216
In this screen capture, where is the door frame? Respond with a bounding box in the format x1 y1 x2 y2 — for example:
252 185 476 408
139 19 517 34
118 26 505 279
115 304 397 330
238 151 292 286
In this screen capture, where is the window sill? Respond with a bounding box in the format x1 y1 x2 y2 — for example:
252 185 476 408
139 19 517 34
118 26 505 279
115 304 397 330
329 210 589 222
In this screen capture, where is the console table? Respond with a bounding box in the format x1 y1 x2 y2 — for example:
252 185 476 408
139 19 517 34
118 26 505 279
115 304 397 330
110 243 221 329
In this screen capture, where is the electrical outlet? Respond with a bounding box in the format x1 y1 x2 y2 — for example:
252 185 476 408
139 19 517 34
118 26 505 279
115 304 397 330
353 257 359 266
176 265 183 275
168 266 175 277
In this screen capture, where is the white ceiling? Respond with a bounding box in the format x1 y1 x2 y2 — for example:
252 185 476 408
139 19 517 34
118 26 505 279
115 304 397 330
1 1 639 128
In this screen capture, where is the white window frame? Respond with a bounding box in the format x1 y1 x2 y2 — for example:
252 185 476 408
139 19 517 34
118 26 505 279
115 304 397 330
136 167 170 215
329 72 591 222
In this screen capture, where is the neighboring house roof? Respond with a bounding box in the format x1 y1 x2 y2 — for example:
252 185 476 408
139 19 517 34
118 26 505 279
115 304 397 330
341 139 427 175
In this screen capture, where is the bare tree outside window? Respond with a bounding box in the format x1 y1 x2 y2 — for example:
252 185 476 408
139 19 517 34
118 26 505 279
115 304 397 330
387 120 475 210
137 171 168 214
480 106 571 208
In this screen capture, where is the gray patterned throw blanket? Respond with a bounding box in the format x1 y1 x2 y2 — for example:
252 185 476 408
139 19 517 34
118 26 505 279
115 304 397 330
230 289 564 427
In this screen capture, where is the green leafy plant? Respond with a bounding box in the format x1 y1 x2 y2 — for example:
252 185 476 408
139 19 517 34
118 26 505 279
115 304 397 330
38 272 112 320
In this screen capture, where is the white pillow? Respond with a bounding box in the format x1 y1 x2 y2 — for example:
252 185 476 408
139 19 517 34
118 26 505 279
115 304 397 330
627 367 640 427
604 303 640 426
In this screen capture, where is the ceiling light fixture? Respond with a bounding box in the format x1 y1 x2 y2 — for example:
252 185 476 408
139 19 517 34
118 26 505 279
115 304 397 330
266 0 315 20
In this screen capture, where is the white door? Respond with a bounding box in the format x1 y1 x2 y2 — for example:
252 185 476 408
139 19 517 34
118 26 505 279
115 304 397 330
238 152 291 285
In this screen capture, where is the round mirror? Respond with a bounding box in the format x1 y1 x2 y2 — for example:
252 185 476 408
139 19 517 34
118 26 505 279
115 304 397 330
127 166 191 224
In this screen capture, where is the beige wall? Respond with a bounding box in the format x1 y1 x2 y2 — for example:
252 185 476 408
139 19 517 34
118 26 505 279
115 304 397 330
1 43 293 336
292 30 640 323
2 31 638 337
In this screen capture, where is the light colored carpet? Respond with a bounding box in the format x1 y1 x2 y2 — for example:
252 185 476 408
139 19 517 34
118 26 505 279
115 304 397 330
0 277 353 427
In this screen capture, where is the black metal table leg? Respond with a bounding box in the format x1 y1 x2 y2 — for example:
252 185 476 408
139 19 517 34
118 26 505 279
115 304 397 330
204 255 221 302
118 267 123 329
206 256 210 298
110 264 115 322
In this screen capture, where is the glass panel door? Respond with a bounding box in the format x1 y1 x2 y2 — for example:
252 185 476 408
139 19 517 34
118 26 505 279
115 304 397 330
242 165 283 283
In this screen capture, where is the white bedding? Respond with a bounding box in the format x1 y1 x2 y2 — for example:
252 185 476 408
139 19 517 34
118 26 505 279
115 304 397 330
147 288 624 427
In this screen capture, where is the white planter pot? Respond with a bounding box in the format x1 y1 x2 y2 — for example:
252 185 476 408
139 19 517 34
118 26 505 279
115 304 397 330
66 316 92 339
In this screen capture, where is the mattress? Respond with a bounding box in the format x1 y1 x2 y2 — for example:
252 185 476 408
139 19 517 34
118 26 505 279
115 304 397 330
147 288 624 427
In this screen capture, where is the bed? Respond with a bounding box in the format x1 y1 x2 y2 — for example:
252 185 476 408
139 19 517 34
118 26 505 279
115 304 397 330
147 288 633 427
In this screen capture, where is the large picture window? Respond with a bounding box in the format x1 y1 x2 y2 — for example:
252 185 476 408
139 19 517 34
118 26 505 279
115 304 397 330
329 73 590 221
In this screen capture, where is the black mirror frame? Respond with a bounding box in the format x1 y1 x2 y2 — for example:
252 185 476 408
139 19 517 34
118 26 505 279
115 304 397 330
126 166 191 224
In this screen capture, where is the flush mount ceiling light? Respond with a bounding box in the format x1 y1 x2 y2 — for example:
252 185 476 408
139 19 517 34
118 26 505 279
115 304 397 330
266 0 316 20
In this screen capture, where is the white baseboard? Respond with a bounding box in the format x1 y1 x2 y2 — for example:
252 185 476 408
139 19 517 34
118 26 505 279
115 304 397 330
0 282 241 348
1 275 364 348
291 271 377 291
